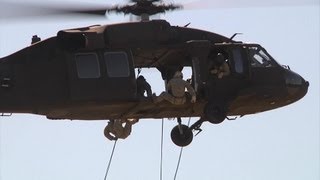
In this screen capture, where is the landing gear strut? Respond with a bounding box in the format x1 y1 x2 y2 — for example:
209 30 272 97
170 102 228 147
189 103 228 135
170 117 206 147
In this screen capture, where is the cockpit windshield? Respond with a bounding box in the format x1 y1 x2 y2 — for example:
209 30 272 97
248 46 277 68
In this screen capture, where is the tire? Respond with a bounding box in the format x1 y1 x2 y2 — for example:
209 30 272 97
170 125 193 147
204 103 226 124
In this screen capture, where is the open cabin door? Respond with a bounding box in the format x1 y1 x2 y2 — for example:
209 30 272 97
67 50 136 102
186 40 211 98
193 43 250 101
187 42 251 92
209 44 250 79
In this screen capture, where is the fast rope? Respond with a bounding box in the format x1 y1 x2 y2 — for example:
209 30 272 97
159 118 164 180
173 117 191 180
103 139 118 180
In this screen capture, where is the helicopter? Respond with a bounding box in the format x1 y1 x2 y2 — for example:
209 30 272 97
0 0 309 147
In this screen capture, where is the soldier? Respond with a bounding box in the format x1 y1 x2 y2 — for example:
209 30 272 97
154 71 196 105
136 75 152 98
210 53 230 79
104 119 138 141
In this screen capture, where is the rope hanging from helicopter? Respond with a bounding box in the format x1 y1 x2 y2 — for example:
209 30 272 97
173 117 191 180
159 118 164 180
159 117 192 180
102 116 192 180
103 139 118 180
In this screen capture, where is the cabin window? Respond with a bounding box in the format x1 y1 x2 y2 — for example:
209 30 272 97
232 49 244 73
104 51 130 77
75 53 100 78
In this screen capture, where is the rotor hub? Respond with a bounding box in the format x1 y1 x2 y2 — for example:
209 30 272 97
108 0 183 18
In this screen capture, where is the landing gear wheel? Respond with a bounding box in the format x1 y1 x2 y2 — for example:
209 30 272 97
204 103 226 124
170 125 193 147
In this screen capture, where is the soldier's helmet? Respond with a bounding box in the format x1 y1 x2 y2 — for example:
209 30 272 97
173 71 183 79
215 53 225 65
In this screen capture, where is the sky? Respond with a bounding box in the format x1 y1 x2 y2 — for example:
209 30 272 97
0 0 319 180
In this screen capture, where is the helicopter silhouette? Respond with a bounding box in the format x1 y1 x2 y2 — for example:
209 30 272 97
0 0 309 147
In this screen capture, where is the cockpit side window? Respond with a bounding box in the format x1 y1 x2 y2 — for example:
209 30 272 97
249 47 274 67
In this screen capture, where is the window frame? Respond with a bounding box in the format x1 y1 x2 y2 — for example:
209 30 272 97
231 48 245 74
248 46 276 68
74 52 101 79
104 51 130 78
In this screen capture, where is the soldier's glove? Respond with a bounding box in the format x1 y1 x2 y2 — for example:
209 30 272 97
191 96 196 103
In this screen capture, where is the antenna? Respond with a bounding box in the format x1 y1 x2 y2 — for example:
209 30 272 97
230 33 243 40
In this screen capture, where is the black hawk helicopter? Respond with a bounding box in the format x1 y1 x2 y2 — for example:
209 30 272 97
0 0 309 146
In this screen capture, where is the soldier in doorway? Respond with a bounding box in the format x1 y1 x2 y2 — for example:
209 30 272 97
154 71 196 105
136 75 152 98
210 53 230 79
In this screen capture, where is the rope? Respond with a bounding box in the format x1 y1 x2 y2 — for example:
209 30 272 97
103 139 118 180
173 117 191 180
159 119 164 180
173 147 183 180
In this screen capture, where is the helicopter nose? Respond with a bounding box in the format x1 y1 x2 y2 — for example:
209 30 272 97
285 69 309 100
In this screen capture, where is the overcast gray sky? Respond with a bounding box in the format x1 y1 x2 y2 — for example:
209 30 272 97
184 0 318 8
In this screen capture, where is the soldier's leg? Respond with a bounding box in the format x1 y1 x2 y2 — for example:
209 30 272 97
104 120 117 141
161 93 176 104
153 92 166 103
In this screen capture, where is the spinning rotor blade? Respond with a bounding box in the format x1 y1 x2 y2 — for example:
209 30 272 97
0 1 111 19
2 0 316 20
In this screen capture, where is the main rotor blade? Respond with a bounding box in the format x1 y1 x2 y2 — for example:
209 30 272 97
1 0 317 20
0 1 111 19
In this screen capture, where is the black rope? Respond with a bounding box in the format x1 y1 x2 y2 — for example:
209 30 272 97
173 117 191 180
104 139 118 180
159 119 164 180
173 147 183 180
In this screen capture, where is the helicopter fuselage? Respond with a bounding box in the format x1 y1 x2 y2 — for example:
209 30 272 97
0 20 308 121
